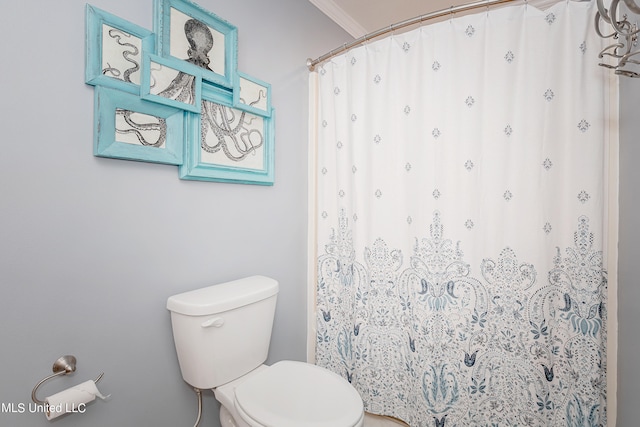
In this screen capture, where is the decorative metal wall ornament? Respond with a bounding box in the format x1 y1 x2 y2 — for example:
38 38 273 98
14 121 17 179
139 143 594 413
595 0 640 77
85 1 275 184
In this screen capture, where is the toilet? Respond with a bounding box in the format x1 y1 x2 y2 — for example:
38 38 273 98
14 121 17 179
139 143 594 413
167 275 364 427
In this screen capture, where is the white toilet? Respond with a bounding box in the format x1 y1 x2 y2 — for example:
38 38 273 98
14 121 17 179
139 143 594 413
167 275 364 427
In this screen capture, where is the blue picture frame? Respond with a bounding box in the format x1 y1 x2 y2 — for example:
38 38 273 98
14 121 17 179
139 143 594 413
94 86 185 165
179 83 275 185
141 53 203 113
233 72 272 118
85 4 155 94
154 0 238 89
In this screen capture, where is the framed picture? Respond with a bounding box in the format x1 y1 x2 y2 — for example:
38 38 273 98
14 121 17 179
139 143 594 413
233 72 272 117
141 53 203 113
179 83 275 185
154 0 238 89
94 86 185 165
85 4 155 94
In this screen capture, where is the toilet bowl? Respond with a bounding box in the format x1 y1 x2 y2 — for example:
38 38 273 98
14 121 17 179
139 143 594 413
215 361 364 427
167 276 364 427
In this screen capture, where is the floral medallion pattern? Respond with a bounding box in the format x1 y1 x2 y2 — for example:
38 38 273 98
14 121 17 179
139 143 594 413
317 212 607 426
313 2 613 426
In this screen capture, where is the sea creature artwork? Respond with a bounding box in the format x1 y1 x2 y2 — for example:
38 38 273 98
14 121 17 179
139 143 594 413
200 100 265 167
145 57 198 109
115 109 166 148
146 18 212 106
237 75 270 113
88 3 272 181
168 18 267 166
155 69 196 106
101 25 143 85
100 24 168 147
183 19 214 71
168 7 227 79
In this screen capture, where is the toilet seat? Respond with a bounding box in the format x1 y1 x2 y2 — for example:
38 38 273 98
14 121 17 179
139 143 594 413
233 361 364 427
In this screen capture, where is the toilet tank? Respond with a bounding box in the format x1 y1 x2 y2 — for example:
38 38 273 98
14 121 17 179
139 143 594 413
167 276 279 389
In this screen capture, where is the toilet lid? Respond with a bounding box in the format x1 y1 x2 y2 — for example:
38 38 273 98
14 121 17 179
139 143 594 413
234 361 363 427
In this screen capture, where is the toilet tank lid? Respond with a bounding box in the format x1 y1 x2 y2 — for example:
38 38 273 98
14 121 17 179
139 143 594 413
167 276 279 316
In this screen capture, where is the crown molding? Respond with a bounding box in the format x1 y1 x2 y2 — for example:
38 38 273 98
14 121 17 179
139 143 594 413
308 0 368 38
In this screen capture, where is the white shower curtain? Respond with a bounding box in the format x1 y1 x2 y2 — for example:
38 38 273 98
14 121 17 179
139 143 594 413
309 1 618 426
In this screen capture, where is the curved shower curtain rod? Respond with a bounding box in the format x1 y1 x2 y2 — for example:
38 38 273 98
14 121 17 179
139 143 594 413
307 0 525 71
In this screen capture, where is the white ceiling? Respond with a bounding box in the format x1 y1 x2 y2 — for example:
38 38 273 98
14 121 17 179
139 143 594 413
309 0 562 38
308 0 469 38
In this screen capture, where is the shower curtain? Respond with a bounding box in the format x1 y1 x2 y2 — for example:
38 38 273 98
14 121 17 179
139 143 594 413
309 1 618 426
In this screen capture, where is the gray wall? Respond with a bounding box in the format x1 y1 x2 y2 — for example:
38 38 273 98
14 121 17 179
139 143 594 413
2 1 639 426
617 74 640 425
0 1 349 426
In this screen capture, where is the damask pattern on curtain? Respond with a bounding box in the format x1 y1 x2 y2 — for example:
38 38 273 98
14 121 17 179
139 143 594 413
312 1 616 426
